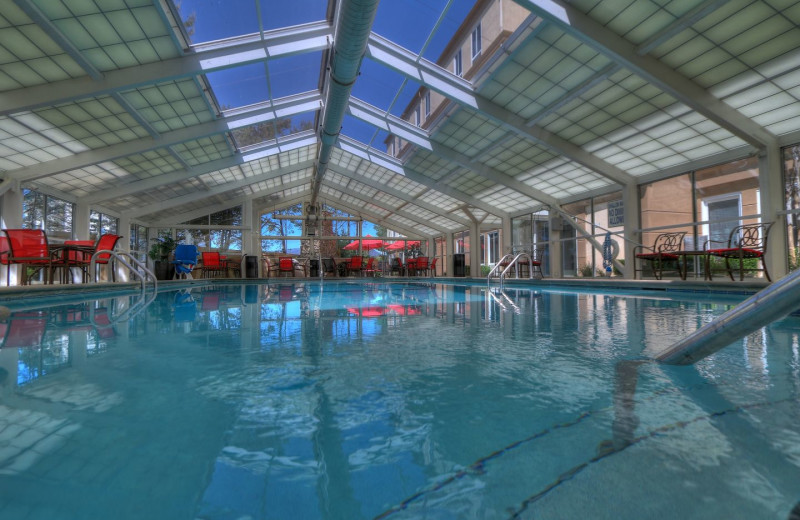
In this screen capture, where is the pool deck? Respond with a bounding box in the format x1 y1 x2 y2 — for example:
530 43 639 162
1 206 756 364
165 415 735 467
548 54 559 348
0 274 771 307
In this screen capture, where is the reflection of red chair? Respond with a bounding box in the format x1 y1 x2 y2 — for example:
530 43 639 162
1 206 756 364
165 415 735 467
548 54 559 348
278 257 294 277
279 285 295 301
2 229 56 285
347 306 385 317
0 311 48 348
92 307 115 339
201 291 221 311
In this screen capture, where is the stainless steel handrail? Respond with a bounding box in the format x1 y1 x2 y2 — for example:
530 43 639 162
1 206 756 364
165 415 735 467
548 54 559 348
499 253 536 289
656 269 800 365
89 250 157 291
487 253 514 285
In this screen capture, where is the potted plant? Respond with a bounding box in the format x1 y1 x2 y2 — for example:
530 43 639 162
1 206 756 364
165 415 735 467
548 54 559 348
148 236 178 280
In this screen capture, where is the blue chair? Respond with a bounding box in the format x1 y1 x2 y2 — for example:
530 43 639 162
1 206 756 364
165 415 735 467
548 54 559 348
173 244 199 279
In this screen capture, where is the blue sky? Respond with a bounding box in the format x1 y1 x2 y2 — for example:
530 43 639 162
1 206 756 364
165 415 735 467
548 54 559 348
176 0 476 146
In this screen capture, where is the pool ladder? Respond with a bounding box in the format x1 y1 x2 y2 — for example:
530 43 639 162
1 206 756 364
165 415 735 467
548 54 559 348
487 253 539 289
657 267 800 365
89 250 158 292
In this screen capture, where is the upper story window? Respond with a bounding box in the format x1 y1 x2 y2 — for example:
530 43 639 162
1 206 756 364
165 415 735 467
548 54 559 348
454 49 462 77
471 22 482 58
425 91 431 117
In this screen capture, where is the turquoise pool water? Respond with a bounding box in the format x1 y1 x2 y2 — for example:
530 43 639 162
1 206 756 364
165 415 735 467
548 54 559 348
0 281 799 519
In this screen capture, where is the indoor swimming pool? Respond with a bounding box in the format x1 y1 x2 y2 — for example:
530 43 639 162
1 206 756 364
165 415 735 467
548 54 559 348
0 281 799 519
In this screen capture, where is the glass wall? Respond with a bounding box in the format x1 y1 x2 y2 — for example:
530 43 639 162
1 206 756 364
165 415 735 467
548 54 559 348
182 206 243 251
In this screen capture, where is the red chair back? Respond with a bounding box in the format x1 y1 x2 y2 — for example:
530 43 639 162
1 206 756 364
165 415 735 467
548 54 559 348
365 257 375 270
415 257 429 270
279 257 294 272
429 257 437 273
0 235 8 265
93 234 122 264
349 256 363 269
3 229 49 263
202 252 222 268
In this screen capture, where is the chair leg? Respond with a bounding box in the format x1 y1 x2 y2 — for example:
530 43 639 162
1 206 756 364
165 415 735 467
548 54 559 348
762 257 771 282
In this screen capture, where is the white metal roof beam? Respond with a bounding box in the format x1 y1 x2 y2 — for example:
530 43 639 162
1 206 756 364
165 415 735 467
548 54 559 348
9 91 322 182
326 163 471 228
366 33 634 186
514 0 777 149
347 98 432 150
336 136 510 219
80 137 316 204
0 21 331 116
129 174 312 219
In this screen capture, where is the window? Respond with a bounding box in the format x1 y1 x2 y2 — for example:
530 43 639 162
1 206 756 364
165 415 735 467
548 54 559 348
453 49 462 77
90 210 119 241
471 23 482 58
415 105 420 126
23 189 73 240
702 194 741 245
424 91 431 117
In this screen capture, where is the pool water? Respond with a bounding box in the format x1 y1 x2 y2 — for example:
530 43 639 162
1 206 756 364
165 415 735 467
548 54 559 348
1 281 799 519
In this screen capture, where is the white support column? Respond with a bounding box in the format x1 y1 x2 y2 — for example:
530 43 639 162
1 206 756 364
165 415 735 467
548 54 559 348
73 202 90 240
469 221 481 278
445 232 454 277
1 185 23 285
549 213 563 278
502 216 512 255
248 201 260 277
759 146 788 280
622 182 640 279
117 214 131 282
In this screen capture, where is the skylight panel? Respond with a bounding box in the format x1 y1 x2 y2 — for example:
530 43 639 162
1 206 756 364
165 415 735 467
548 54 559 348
259 0 327 31
206 63 269 109
268 52 322 99
173 0 259 45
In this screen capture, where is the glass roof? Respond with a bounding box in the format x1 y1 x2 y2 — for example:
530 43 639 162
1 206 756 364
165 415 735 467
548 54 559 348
1 0 799 236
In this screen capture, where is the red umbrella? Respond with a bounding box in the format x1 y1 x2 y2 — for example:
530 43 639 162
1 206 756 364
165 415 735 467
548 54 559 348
385 240 420 251
343 235 386 250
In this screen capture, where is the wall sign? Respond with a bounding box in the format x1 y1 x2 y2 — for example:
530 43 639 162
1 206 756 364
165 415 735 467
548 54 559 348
608 200 624 227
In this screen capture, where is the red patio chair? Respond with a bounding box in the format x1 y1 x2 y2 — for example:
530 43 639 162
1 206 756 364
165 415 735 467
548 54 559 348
414 257 429 276
428 257 438 277
2 229 56 285
706 222 773 281
202 252 226 278
60 234 122 283
278 256 295 277
363 257 377 277
345 256 363 276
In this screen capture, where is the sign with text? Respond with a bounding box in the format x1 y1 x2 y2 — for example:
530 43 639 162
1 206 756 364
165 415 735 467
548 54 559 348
608 200 624 227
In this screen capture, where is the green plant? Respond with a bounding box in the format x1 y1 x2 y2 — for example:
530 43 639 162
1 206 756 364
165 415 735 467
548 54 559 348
481 265 492 276
579 263 594 277
148 235 178 261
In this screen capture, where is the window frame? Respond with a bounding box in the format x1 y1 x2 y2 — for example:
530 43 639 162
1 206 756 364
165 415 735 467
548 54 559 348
471 23 482 59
